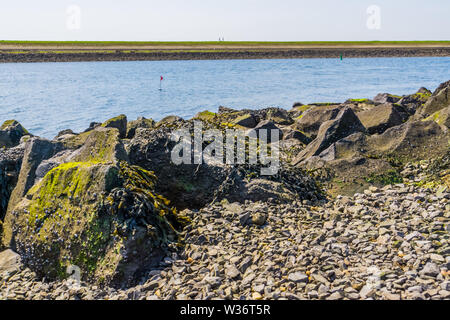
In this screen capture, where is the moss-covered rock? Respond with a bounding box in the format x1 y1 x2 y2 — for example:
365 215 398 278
101 114 127 138
1 124 186 286
193 110 217 122
424 105 450 128
2 158 185 286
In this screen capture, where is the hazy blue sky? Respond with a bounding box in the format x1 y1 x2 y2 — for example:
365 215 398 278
0 0 449 41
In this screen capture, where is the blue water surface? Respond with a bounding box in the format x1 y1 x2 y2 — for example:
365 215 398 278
1 57 449 138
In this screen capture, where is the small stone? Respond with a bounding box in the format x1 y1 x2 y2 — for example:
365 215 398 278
288 272 309 283
225 265 241 279
420 262 440 277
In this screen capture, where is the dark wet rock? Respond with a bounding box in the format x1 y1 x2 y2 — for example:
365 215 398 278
126 117 155 139
127 126 232 209
101 114 127 138
357 103 409 134
293 108 366 164
0 120 30 149
373 93 401 104
0 144 25 221
128 124 322 208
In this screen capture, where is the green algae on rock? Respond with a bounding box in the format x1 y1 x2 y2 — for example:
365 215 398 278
2 125 186 286
3 160 185 287
101 114 127 138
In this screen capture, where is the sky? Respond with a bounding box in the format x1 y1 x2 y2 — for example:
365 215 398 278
0 0 449 41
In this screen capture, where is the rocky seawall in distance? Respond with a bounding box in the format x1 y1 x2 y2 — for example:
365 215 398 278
1 47 450 63
1 80 450 300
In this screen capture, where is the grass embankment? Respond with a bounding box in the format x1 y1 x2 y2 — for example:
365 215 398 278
2 40 450 48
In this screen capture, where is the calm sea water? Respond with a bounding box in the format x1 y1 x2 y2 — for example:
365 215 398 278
1 57 450 138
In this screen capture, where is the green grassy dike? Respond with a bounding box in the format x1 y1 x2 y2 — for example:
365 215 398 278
1 40 450 47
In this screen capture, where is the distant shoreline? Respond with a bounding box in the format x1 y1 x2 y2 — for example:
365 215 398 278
1 47 450 63
1 41 450 62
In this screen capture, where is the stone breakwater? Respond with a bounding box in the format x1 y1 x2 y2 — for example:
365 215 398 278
1 47 450 63
1 80 450 300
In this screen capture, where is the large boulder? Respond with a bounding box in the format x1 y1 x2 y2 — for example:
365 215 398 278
2 127 186 287
416 81 450 118
0 120 30 148
356 103 409 134
127 126 234 209
293 108 366 164
293 104 344 138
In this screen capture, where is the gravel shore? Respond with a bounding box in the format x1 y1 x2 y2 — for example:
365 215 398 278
2 182 449 300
